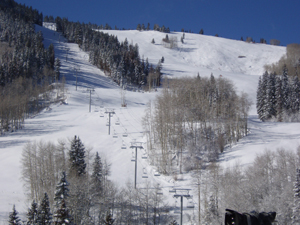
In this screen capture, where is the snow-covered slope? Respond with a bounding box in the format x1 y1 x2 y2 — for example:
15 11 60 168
1 27 298 224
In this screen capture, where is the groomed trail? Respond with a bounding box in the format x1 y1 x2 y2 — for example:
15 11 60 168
1 26 299 224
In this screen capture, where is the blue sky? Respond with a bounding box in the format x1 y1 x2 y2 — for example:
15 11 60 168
16 0 299 46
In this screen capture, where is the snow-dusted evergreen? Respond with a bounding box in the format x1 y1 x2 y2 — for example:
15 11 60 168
26 201 38 225
54 172 69 207
37 193 52 225
257 67 300 122
53 199 73 225
90 152 103 198
8 205 21 225
69 136 86 177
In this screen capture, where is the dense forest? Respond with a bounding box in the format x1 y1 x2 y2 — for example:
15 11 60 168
50 16 162 89
257 68 300 122
0 0 64 133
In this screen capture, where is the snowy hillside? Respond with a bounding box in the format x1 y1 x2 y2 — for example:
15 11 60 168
1 26 299 224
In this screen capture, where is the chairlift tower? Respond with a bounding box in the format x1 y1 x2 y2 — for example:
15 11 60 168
87 88 95 112
171 188 192 225
130 141 144 189
105 109 115 135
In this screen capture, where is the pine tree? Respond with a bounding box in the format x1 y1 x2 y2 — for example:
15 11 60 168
90 152 103 198
292 168 300 224
291 76 300 115
54 58 61 81
266 73 276 119
37 193 52 225
275 75 283 122
256 76 263 119
54 172 69 207
260 71 269 121
54 199 73 225
282 65 290 115
69 135 86 176
8 205 21 225
27 200 38 225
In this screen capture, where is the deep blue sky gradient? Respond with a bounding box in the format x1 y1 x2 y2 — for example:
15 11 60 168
16 0 300 46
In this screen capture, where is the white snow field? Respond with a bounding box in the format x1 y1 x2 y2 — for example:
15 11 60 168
1 26 299 224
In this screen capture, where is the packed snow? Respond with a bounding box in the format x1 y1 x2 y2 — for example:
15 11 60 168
1 26 299 224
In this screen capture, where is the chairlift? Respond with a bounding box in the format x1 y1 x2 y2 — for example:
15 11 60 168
157 188 163 195
169 188 176 193
115 117 120 125
187 199 195 208
154 171 161 176
142 151 148 159
122 129 128 137
113 130 118 138
121 141 127 149
142 168 148 178
100 105 104 108
100 112 104 117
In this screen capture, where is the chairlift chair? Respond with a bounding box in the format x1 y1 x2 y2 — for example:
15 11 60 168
154 171 161 176
100 112 104 117
142 168 148 178
122 129 128 137
169 188 176 193
142 151 148 159
157 188 163 195
121 141 127 149
115 117 120 125
187 199 195 208
113 130 118 138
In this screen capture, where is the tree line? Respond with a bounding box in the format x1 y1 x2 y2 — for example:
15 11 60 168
143 75 251 175
257 67 300 122
52 17 162 89
0 0 63 133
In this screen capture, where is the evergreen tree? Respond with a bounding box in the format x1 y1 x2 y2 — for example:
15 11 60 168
90 152 103 198
291 76 300 115
54 172 69 207
260 71 269 121
266 73 277 119
8 205 21 225
48 43 55 69
282 65 290 115
54 58 61 81
275 75 283 122
37 193 52 225
69 135 86 176
256 76 263 119
54 199 73 225
292 168 300 224
27 201 38 225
